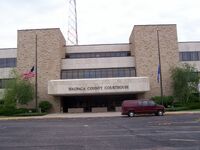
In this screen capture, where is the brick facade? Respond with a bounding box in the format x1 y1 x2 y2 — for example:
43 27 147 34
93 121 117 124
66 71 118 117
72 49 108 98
17 28 66 112
129 25 179 98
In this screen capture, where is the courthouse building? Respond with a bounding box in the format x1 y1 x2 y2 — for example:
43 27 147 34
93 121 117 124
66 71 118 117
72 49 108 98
0 24 200 113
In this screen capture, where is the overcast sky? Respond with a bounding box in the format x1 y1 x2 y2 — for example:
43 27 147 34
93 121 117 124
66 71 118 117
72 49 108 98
0 0 200 48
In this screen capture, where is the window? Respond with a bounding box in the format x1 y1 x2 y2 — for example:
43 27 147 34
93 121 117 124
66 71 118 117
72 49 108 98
89 70 96 78
66 51 131 59
61 67 136 79
0 79 12 89
107 69 113 77
116 52 121 57
72 71 78 79
105 52 111 57
125 68 130 77
130 69 135 76
0 58 16 68
118 69 123 77
84 71 90 78
191 52 198 61
138 101 142 106
66 71 73 79
142 101 148 106
120 52 126 57
78 70 84 79
180 51 200 61
61 71 66 79
95 70 101 78
113 69 118 77
148 101 155 106
101 69 107 78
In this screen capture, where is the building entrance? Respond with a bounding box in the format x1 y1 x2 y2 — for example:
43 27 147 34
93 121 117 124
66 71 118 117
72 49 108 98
61 94 137 113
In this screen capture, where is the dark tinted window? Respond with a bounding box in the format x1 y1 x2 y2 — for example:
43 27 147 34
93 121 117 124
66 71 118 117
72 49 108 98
0 79 12 89
142 101 148 106
0 58 16 68
66 51 131 59
180 51 200 61
148 101 156 106
61 67 136 79
138 101 142 106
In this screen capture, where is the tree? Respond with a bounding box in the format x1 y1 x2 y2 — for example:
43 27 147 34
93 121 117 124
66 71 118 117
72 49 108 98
3 71 34 107
171 64 200 103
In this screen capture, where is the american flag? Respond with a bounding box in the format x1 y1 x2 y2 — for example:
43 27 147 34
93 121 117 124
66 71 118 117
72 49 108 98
23 66 35 79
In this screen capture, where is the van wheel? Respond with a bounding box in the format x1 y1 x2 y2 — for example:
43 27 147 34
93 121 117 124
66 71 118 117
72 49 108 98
128 111 135 117
157 110 164 116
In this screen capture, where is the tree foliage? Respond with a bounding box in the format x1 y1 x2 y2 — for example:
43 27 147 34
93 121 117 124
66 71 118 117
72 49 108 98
3 71 34 106
171 64 200 103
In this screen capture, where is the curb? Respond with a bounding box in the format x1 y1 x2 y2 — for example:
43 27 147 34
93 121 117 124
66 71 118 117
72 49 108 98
166 111 200 115
0 111 200 121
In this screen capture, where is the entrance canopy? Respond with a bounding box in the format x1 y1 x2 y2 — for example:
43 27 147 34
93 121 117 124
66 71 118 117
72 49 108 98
48 77 150 96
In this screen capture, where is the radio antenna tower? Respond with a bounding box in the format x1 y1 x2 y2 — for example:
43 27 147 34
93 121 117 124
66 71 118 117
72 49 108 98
67 0 78 45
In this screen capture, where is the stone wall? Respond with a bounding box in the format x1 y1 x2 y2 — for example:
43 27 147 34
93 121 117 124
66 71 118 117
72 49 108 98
129 25 179 98
17 28 66 112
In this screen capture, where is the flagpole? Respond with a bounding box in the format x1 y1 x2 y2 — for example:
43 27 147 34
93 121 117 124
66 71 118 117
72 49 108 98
35 34 38 111
157 30 164 105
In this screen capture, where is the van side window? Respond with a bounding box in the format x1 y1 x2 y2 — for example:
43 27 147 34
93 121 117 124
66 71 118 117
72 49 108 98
148 100 155 106
138 101 142 106
142 101 148 106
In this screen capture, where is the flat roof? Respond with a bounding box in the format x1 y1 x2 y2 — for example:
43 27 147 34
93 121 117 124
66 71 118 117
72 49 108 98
18 28 60 31
66 43 130 47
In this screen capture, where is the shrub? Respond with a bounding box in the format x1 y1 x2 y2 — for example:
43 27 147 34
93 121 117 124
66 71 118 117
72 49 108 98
0 106 17 116
28 108 37 113
189 93 200 103
15 108 29 114
39 101 52 113
14 112 47 117
186 102 200 109
0 100 4 106
165 102 200 111
165 106 188 111
151 96 174 108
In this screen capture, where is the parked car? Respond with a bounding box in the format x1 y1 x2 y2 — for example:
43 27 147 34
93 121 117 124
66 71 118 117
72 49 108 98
121 99 165 117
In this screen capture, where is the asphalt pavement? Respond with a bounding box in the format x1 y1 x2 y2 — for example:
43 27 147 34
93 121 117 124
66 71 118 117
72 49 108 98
0 114 199 150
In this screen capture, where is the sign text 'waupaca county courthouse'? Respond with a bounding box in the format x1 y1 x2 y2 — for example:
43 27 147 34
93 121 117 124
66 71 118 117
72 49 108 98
68 85 129 91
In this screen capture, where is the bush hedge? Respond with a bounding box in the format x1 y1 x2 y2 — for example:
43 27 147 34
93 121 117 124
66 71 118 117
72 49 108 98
13 112 47 117
166 102 200 111
0 100 4 106
0 106 17 116
39 101 52 113
151 96 174 108
0 107 37 116
186 102 200 109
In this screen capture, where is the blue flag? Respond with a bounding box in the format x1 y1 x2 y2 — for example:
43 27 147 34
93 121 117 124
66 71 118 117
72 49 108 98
157 65 160 83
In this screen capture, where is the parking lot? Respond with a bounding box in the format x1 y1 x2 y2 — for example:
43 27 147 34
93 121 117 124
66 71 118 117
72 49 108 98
0 114 200 150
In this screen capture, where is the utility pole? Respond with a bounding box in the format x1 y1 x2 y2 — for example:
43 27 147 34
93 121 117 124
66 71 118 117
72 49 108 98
157 30 164 105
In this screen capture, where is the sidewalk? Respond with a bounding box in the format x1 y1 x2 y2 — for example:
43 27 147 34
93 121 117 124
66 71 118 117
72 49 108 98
0 111 200 121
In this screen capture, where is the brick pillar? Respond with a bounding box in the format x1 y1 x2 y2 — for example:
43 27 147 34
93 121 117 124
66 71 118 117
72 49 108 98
17 28 66 112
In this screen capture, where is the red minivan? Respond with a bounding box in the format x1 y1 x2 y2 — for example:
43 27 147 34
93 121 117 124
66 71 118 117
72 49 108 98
121 99 165 117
